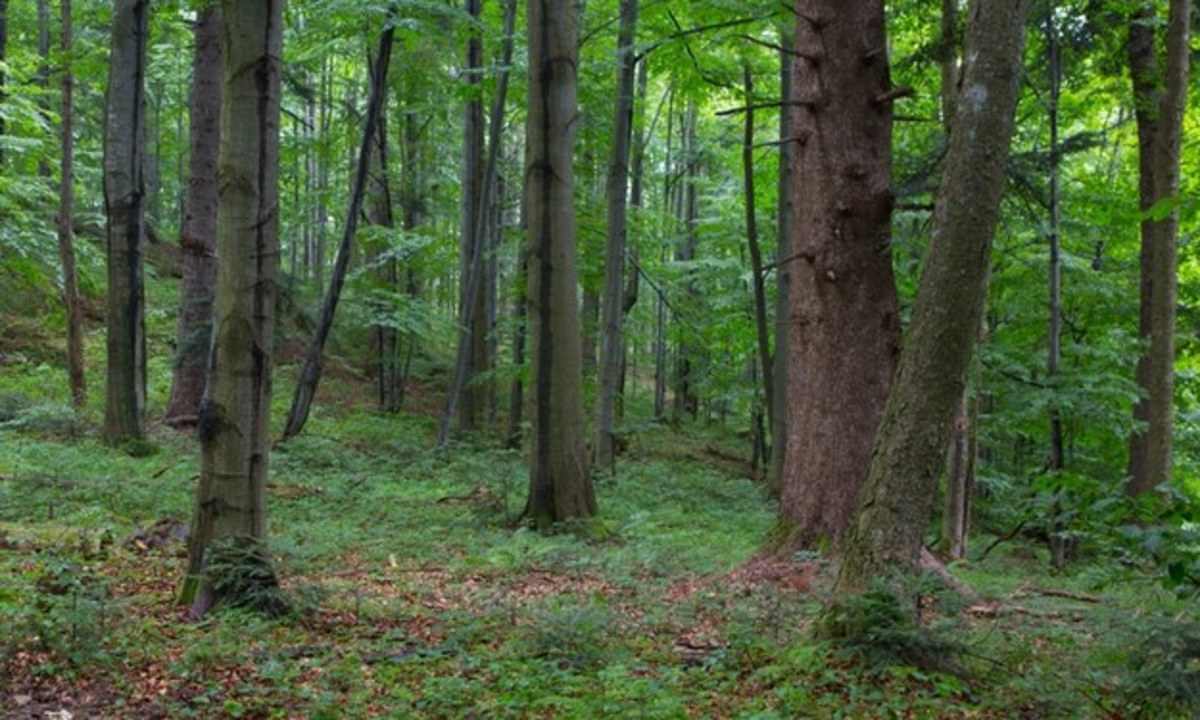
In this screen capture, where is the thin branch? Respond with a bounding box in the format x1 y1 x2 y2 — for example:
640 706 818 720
739 34 820 61
636 14 773 61
716 99 816 116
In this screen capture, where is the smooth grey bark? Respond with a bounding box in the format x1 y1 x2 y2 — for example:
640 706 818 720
180 0 284 614
595 0 639 471
438 0 517 448
57 0 85 410
166 6 220 426
836 0 1029 595
102 0 149 443
282 25 396 441
524 0 597 529
773 0 900 549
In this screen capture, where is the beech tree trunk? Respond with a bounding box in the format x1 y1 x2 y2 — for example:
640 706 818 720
103 0 149 443
166 6 220 426
180 0 284 613
457 0 486 433
742 63 773 443
767 23 794 498
524 0 597 529
57 0 85 410
773 0 900 549
595 0 639 470
837 0 1028 595
673 100 699 421
283 25 395 441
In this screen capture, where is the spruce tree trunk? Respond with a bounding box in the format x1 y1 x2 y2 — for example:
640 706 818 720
1142 0 1190 493
595 0 639 470
837 0 1028 595
181 0 284 613
57 0 85 410
774 0 900 549
525 0 597 529
166 6 220 426
282 26 395 441
103 0 149 443
1125 1 1160 494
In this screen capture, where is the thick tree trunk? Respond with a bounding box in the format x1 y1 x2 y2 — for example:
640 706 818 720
282 26 396 441
525 0 597 529
773 0 900 549
595 0 639 471
836 0 1028 595
57 0 85 410
166 6 220 426
1125 2 1159 494
103 0 149 443
180 0 284 613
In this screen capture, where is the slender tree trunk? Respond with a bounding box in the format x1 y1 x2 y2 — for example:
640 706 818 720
0 0 8 165
282 26 396 441
595 0 639 470
456 0 486 432
742 63 773 443
836 0 1028 596
57 0 85 409
525 0 597 529
940 0 959 133
674 100 699 420
438 0 517 447
1125 2 1159 494
367 66 398 412
653 87 675 420
103 0 149 443
166 6 220 426
180 0 284 614
773 0 900 549
767 22 794 498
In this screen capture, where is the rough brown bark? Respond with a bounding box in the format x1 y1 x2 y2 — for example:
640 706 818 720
103 0 149 443
165 6 220 426
773 0 900 549
595 0 639 471
180 0 284 613
525 0 597 529
57 0 85 410
836 0 1028 594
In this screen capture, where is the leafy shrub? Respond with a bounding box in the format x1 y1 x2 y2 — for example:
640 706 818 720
0 401 88 438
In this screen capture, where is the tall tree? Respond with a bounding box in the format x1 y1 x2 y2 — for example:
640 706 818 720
1129 0 1191 494
165 6 220 426
103 0 149 443
595 0 639 471
524 0 597 529
767 22 794 498
57 0 85 410
0 0 7 164
742 62 773 447
282 23 396 441
836 0 1029 595
773 0 900 549
180 0 284 614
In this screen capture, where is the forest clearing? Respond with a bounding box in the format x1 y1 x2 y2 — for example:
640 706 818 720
0 0 1198 717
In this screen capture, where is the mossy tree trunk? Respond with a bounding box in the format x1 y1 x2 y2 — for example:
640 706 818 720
836 0 1029 596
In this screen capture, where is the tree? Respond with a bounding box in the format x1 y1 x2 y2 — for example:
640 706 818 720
456 0 486 434
57 0 84 410
595 0 639 471
103 0 149 443
836 0 1029 596
165 6 220 427
181 0 284 615
773 0 901 549
1129 0 1192 494
524 0 597 529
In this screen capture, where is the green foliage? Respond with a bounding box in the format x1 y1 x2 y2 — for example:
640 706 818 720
203 539 292 619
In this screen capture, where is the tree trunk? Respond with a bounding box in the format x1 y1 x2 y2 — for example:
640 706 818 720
57 0 85 410
836 0 1028 596
282 25 396 441
524 0 597 529
166 6 220 426
674 100 699 421
939 0 959 133
595 0 639 471
0 0 7 165
742 63 773 444
773 0 900 549
103 0 149 443
767 23 794 499
180 0 284 614
1125 1 1159 494
456 0 486 433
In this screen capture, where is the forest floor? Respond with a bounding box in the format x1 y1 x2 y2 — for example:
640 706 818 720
0 304 1196 717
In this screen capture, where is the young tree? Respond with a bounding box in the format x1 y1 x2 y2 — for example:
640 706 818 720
103 0 149 443
180 0 284 614
456 0 486 433
836 0 1029 596
57 0 85 409
773 0 900 549
524 0 597 529
595 0 639 471
165 6 220 426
